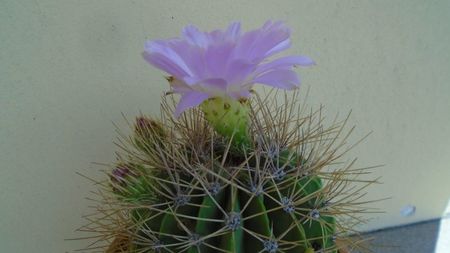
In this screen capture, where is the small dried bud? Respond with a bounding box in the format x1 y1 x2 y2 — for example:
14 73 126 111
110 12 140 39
110 164 152 201
111 165 135 185
135 117 166 139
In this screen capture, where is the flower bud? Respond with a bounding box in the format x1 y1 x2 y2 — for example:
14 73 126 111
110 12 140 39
134 116 167 152
110 164 151 201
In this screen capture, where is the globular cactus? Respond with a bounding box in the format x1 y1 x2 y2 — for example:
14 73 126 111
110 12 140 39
78 92 376 253
78 21 377 253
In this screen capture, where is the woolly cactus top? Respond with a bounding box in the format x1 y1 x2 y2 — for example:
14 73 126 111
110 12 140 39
143 21 315 117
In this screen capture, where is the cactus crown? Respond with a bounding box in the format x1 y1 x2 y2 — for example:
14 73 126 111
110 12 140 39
77 91 377 253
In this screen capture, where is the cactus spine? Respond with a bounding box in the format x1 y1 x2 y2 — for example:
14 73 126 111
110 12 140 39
79 93 375 253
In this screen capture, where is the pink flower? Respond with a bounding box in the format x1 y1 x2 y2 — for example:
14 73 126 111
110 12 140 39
143 21 314 117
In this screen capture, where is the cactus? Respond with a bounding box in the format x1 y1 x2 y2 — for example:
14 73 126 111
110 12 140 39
78 92 376 253
76 21 378 253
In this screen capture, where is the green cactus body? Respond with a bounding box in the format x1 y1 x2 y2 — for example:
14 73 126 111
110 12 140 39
124 174 335 253
94 91 371 253
110 115 338 253
200 97 251 150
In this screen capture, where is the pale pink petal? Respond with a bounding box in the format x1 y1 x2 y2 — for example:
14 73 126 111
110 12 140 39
225 22 241 41
225 59 256 84
206 30 225 43
204 42 235 77
142 52 189 77
252 25 291 59
228 87 251 99
235 20 291 62
264 39 291 57
166 40 207 78
233 30 260 60
254 69 300 90
199 78 228 95
254 56 315 76
170 78 193 93
260 20 292 58
175 91 210 117
182 25 209 48
144 40 193 76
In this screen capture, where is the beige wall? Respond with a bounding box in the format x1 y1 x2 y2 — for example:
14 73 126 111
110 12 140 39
1 0 450 252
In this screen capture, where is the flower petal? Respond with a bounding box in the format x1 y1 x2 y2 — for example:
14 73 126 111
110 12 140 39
182 25 209 48
199 78 228 95
264 39 291 57
254 55 315 76
235 20 291 62
225 22 241 41
166 40 207 78
175 91 210 117
228 86 251 99
260 20 292 58
144 40 194 76
142 52 179 77
170 78 193 93
253 69 300 90
257 26 291 59
225 59 256 84
204 42 235 77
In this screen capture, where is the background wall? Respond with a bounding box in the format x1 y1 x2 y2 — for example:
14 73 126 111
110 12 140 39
1 0 450 252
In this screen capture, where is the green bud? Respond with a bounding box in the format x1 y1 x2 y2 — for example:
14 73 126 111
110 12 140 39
200 97 251 150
